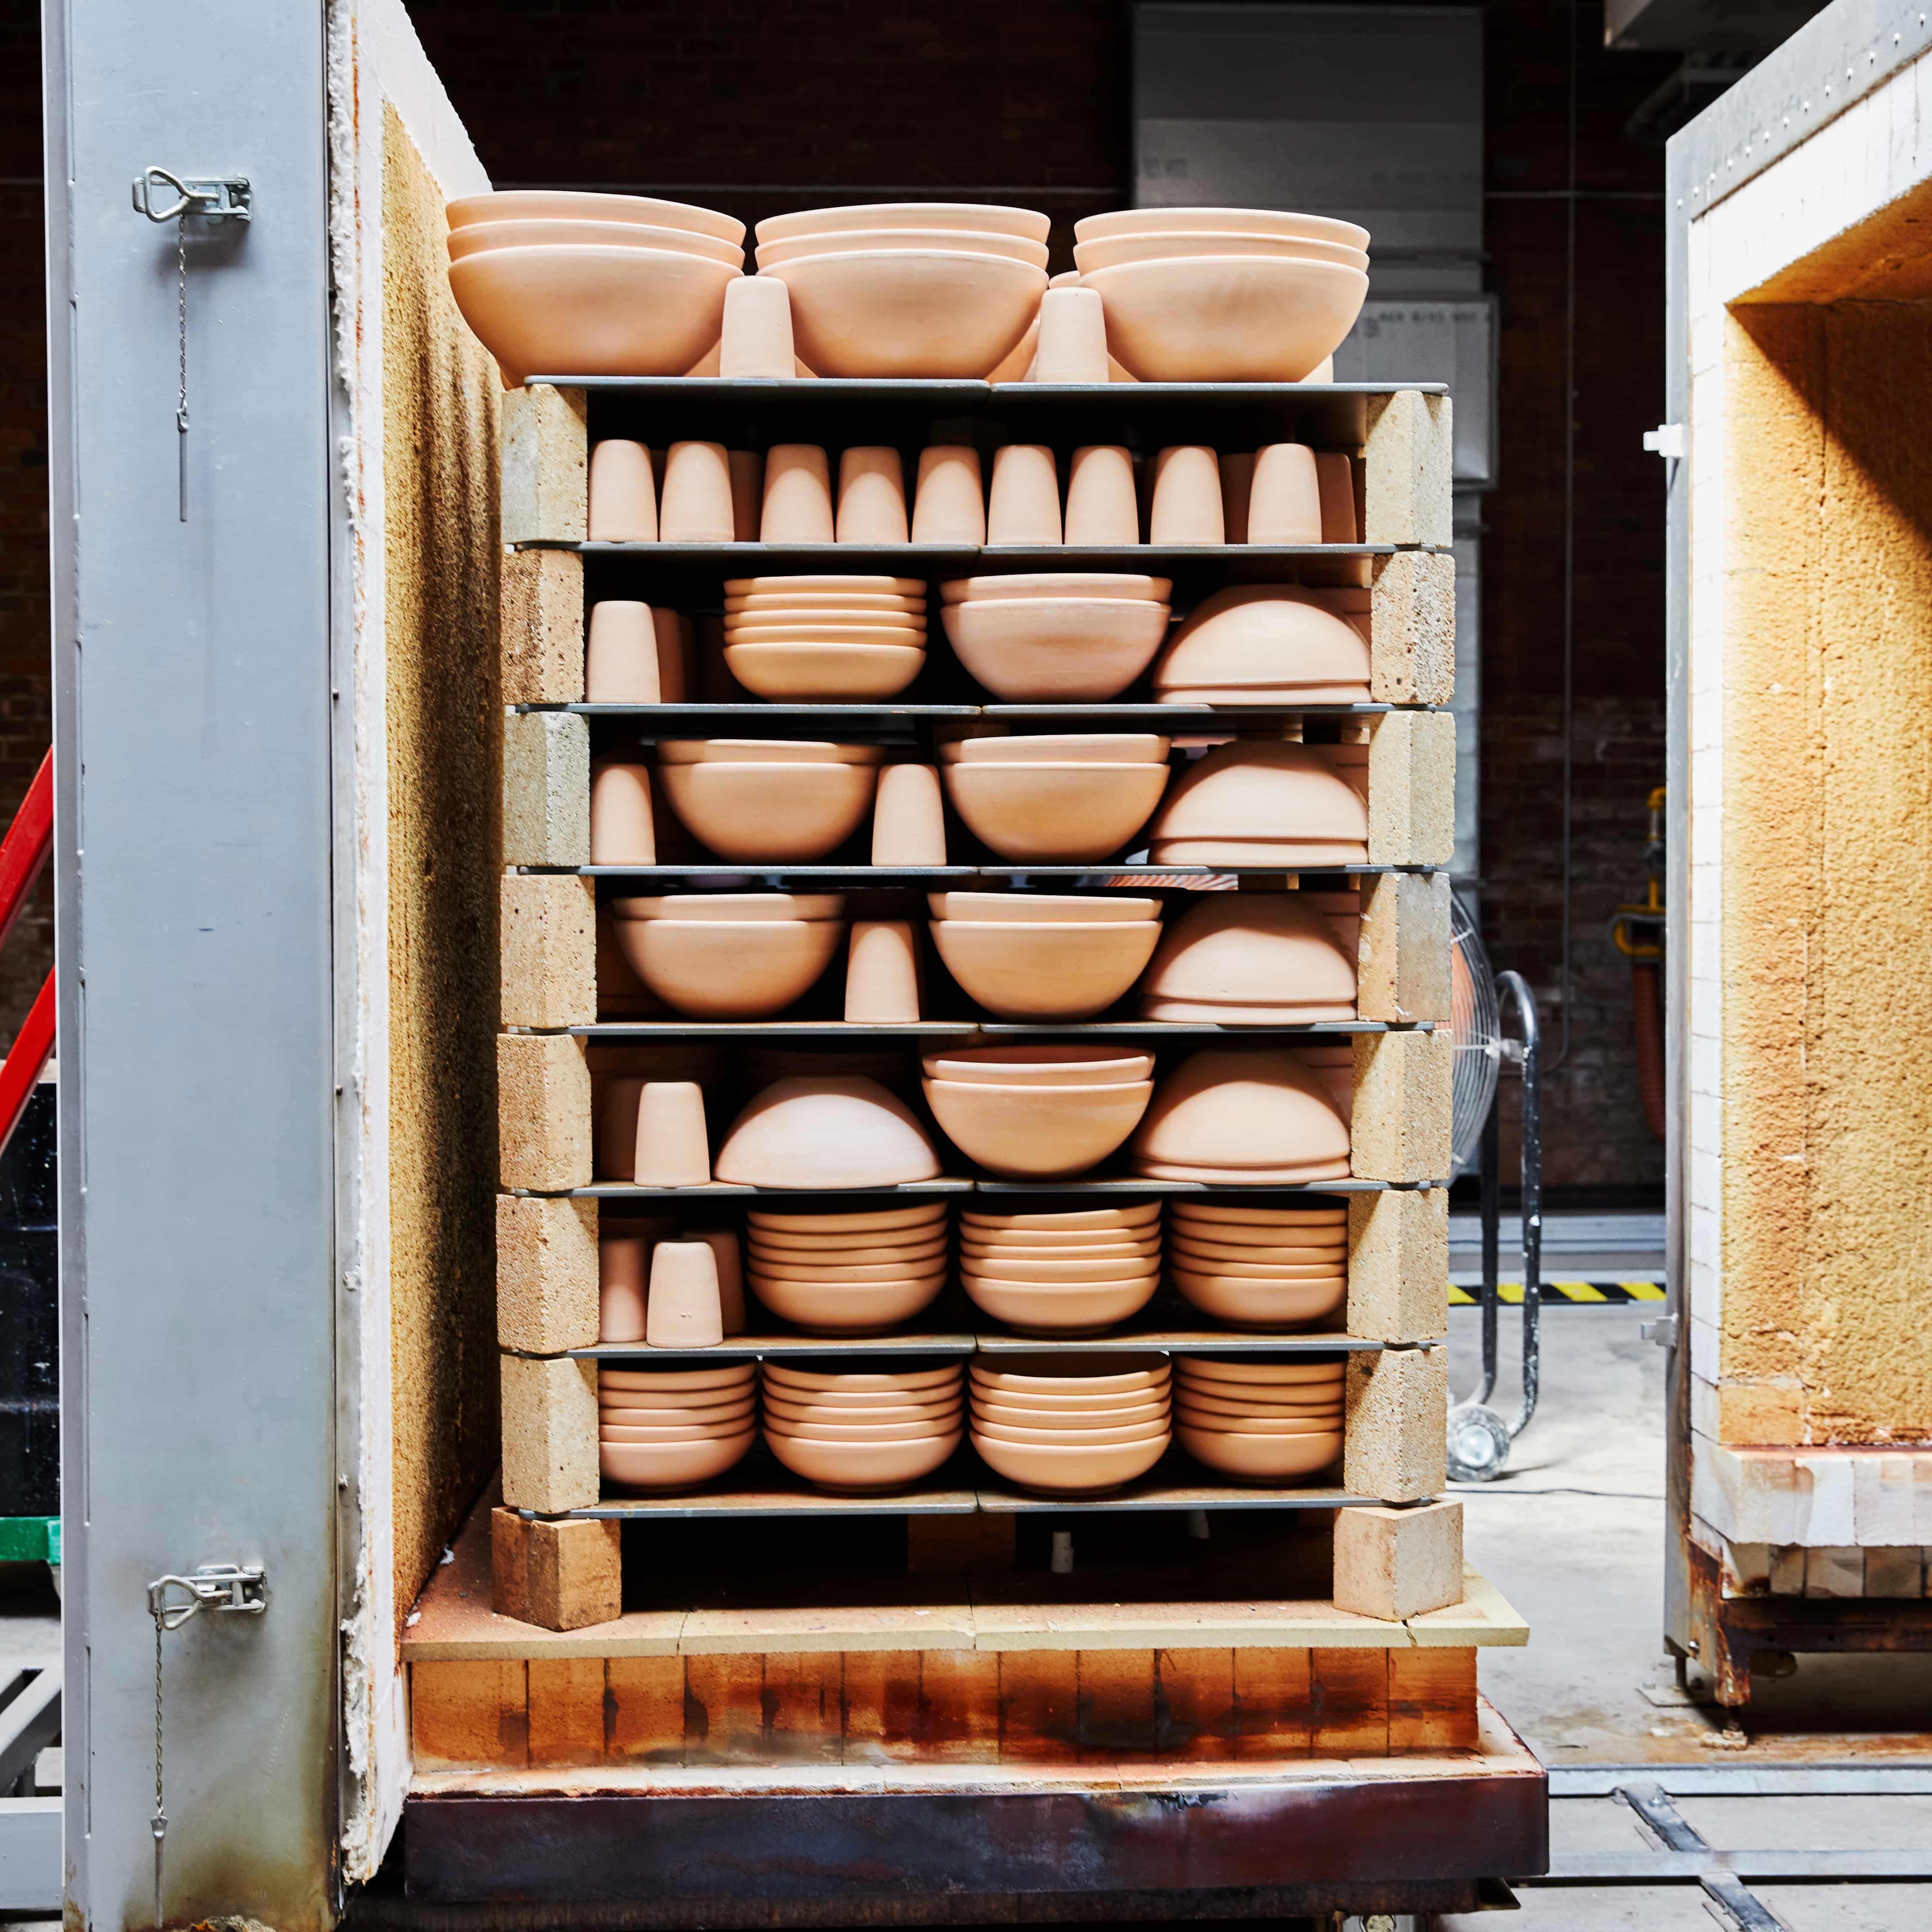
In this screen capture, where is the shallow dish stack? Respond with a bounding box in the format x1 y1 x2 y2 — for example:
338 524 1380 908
922 1046 1154 1179
1173 1355 1346 1481
654 739 883 862
745 1201 950 1333
598 1363 758 1491
1167 1200 1348 1330
926 890 1165 1017
761 1361 966 1492
970 1354 1173 1493
608 891 847 1019
957 1199 1163 1334
722 575 928 700
940 575 1173 702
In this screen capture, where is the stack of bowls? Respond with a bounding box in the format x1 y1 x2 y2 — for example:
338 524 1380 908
723 575 928 700
1174 1355 1346 1481
959 1200 1162 1333
608 892 847 1019
970 1354 1172 1493
1071 208 1369 383
926 891 1165 1018
1132 1049 1351 1186
1136 893 1357 1024
744 1201 950 1333
940 576 1173 702
598 1362 757 1491
937 733 1172 862
445 191 744 383
762 1361 966 1491
1144 739 1369 868
754 204 1050 378
922 1047 1154 1180
1167 1200 1348 1330
654 740 883 862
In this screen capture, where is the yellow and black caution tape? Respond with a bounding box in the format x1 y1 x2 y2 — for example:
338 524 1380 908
1447 1280 1666 1306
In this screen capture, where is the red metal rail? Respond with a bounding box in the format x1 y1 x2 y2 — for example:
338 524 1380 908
0 751 55 1156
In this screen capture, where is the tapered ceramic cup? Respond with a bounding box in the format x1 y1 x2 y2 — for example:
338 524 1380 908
988 444 1061 544
836 446 909 544
845 920 923 1022
599 1234 650 1343
1315 452 1356 543
761 444 835 543
871 763 948 865
659 440 736 543
590 761 657 865
644 1240 724 1347
1032 286 1109 383
1217 452 1254 545
1248 443 1322 545
1149 446 1224 544
588 439 656 542
634 1080 711 1187
1064 445 1139 545
728 450 763 541
597 1076 645 1179
585 601 662 703
691 1228 746 1335
652 607 693 702
719 273 796 380
911 446 985 545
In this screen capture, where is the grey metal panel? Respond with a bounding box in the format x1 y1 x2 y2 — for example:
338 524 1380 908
0 1800 63 1915
1605 0 1830 53
43 1 338 1926
1333 298 1497 486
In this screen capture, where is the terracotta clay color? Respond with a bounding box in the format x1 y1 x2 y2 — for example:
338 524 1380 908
971 1432 1167 1494
1032 285 1110 383
941 596 1171 702
751 1203 946 1237
614 916 845 1019
931 918 1160 1019
757 226 1048 270
749 1234 947 1269
589 761 657 866
975 1396 1167 1427
599 1433 755 1490
1138 891 1357 1022
728 589 925 613
925 1047 1154 1085
585 601 661 703
765 1360 959 1394
643 1240 724 1346
765 1414 962 1445
749 1273 946 1334
1315 452 1358 543
986 444 1062 544
961 1252 1156 1283
602 1418 747 1444
973 1352 1167 1393
760 445 836 543
650 608 693 702
753 1255 946 1285
1145 739 1368 865
727 573 925 596
1175 1425 1341 1481
871 764 948 866
939 732 1168 765
835 446 909 545
601 1397 756 1429
717 1075 941 1188
1148 446 1225 545
718 271 797 378
943 573 1171 603
845 919 923 1022
1169 1270 1346 1329
657 759 878 862
653 736 890 765
1247 443 1323 546
1176 1356 1346 1387
588 440 657 542
658 441 736 543
599 1234 650 1343
975 1415 1167 1446
911 445 986 545
633 1080 712 1187
1063 445 1140 545
727 450 763 540
1133 1046 1349 1177
613 891 845 920
757 203 1050 245
726 642 925 700
450 189 745 242
963 1235 1160 1261
1171 1234 1346 1265
1073 229 1367 273
601 1362 753 1395
941 759 1168 861
924 1076 1152 1178
765 1430 962 1493
927 892 1160 924
764 1395 961 1427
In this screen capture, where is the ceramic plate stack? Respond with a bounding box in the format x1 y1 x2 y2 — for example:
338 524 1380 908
745 1201 950 1333
445 190 744 383
925 889 1165 1017
761 1361 966 1491
922 1047 1155 1180
654 740 884 862
1070 208 1369 383
1173 1355 1345 1481
1167 1200 1348 1330
754 204 1050 378
608 892 847 1019
970 1354 1172 1493
723 576 929 699
940 576 1173 703
598 1363 757 1491
957 1199 1163 1334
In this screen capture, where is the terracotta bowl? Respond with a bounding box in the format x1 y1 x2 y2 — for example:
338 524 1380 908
656 738 884 765
763 1361 961 1396
971 1431 1169 1493
764 1411 963 1442
1080 257 1368 383
725 643 926 700
940 734 1170 765
612 892 846 921
762 252 1047 378
924 1077 1152 1178
961 1275 1160 1333
962 1236 1160 1261
1073 207 1368 249
1149 838 1369 868
750 1203 947 1236
765 1428 963 1492
747 1220 947 1251
612 916 844 1019
1140 892 1356 1018
748 1253 947 1283
972 1354 1168 1396
931 919 1161 1019
1175 1355 1346 1387
749 1272 947 1333
726 591 927 613
942 574 1172 604
1133 1049 1350 1174
960 1253 1156 1283
448 245 739 382
600 1432 755 1490
448 220 740 271
725 617 926 640
756 227 1048 269
763 1394 962 1426
974 1394 1168 1425
927 892 1161 925
1073 231 1367 273
1170 1235 1345 1265
1170 1203 1346 1233
656 761 878 862
941 762 1168 861
1153 588 1371 701
599 1364 755 1395
941 600 1172 703
1177 1396 1343 1427
757 203 1052 245
1147 741 1367 851
717 1076 941 1188
1176 1425 1342 1480
974 1416 1168 1446
1142 1158 1351 1183
1167 1254 1345 1281
596 1384 760 1413
750 1233 949 1265
924 1048 1155 1086
449 190 745 243
963 1201 1161 1233
725 574 926 597
600 1399 757 1428
602 1418 750 1443
1168 1270 1347 1329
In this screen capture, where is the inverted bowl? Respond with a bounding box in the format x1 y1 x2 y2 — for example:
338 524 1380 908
764 1428 963 1490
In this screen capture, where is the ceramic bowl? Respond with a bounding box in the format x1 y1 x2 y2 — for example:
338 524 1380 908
960 1276 1160 1333
655 739 885 765
1170 1203 1346 1232
764 1411 963 1442
448 245 739 382
601 1418 750 1443
1176 1396 1343 1427
612 892 846 921
923 1048 1155 1086
1072 207 1368 249
972 1354 1168 1396
599 1431 755 1490
757 203 1051 245
1152 588 1371 703
656 760 878 862
974 1396 1168 1427
969 1382 1169 1416
973 1416 1168 1446
924 1077 1152 1179
765 1427 963 1491
1175 1425 1342 1480
763 1361 961 1395
941 599 1172 703
725 616 926 639
448 218 744 267
612 916 844 1019
963 1202 1161 1233
725 643 927 700
449 190 745 243
1170 1235 1345 1265
941 574 1172 604
726 574 926 597
971 1431 1168 1493
596 1383 760 1413
750 1203 946 1236
726 591 927 613
1146 741 1368 856
1139 892 1356 1020
1073 230 1367 273
960 1253 1157 1283
939 734 1170 765
926 892 1161 925
749 1233 948 1265
1176 1355 1346 1387
930 919 1161 1019
1168 1270 1347 1329
1079 256 1367 383
762 251 1046 378
962 1236 1160 1261
1132 1049 1351 1174
941 762 1168 862
749 1272 947 1332
1167 1254 1345 1281
717 1076 941 1188
599 1363 756 1395
756 227 1048 269
746 1220 947 1251
749 1253 948 1283
763 1394 962 1426
600 1399 757 1428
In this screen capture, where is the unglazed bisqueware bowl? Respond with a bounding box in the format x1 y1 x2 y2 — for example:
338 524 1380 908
1152 587 1372 703
748 1232 948 1265
601 1418 752 1444
596 1383 760 1413
969 1384 1169 1418
757 202 1051 245
725 643 926 700
1073 229 1367 273
763 1409 963 1442
1176 1395 1343 1427
750 1202 947 1236
962 1234 1160 1261
1145 741 1368 860
599 1398 757 1429
599 1431 755 1490
938 734 1170 765
970 1352 1168 1396
960 1275 1160 1333
725 574 926 597
716 1076 940 1189
748 1272 947 1333
921 1049 1156 1086
448 218 743 267
941 573 1172 603
1176 1355 1346 1387
599 1363 755 1395
1072 206 1367 249
656 760 878 862
964 1201 1160 1234
960 1252 1157 1283
726 591 926 614
1139 891 1356 1019
1169 1202 1346 1231
745 1218 947 1251
655 738 885 765
973 1398 1168 1430
973 1416 1168 1446
1165 1254 1344 1281
926 893 1161 925
724 618 926 640
924 1077 1152 1178
449 189 744 242
941 762 1168 861
930 919 1161 1019
763 1361 962 1396
766 1428 964 1491
612 916 844 1018
971 1431 1169 1493
746 1253 947 1283
1168 1270 1347 1329
756 226 1048 269
762 1393 963 1426
1133 1048 1350 1176
941 599 1172 703
1170 1233 1346 1264
612 891 846 921
1175 1425 1342 1480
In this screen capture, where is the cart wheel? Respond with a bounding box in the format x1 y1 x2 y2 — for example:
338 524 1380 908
1446 1402 1512 1482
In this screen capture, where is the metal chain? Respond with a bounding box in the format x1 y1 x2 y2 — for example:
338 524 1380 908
151 1606 167 1930
174 213 188 523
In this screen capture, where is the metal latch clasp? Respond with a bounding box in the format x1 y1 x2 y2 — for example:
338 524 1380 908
146 1563 268 1630
131 168 251 225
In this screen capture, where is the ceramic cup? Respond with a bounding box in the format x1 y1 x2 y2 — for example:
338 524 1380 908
599 1233 650 1342
1247 443 1322 546
1217 452 1254 545
652 607 693 702
836 446 909 545
1032 285 1110 383
690 1228 746 1334
588 439 657 542
659 440 737 543
845 919 923 1022
871 763 948 866
585 600 662 703
728 449 763 541
1149 446 1225 545
760 444 835 543
590 760 657 865
987 444 1062 545
1064 445 1140 546
634 1079 712 1187
644 1240 724 1347
1315 452 1356 543
911 445 986 545
718 272 797 380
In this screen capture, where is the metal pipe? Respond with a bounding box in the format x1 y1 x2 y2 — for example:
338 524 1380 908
1499 970 1543 1441
1475 1078 1502 1407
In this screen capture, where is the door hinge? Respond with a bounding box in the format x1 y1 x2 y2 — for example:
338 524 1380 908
1640 1314 1679 1349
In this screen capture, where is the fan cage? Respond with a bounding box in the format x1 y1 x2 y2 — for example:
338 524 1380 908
1449 894 1501 1180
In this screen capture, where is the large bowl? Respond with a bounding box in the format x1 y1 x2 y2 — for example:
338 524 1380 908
750 1202 947 1236
763 1394 962 1426
725 574 926 596
923 1049 1154 1086
1080 256 1368 383
766 1427 963 1491
1175 1355 1346 1387
449 218 743 267
747 1221 947 1252
931 919 1161 1019
1170 1235 1346 1265
1073 230 1367 273
961 1275 1160 1333
749 1233 948 1265
758 203 1051 245
717 1076 940 1188
972 1355 1168 1396
449 190 744 242
656 760 878 862
941 599 1171 703
962 1235 1160 1261
725 643 926 700
1146 742 1368 856
612 892 846 921
928 893 1161 925
971 1431 1169 1493
761 252 1046 378
599 1363 754 1394
942 574 1173 604
974 1416 1168 1446
941 762 1168 862
749 1271 947 1332
596 1381 760 1411
1169 1202 1346 1231
600 1399 757 1428
975 1396 1168 1427
612 916 844 1018
1073 207 1368 249
1168 1269 1347 1329
656 739 886 765
448 245 739 382
599 1432 755 1490
727 593 927 615
1152 587 1371 703
940 734 1170 765
757 227 1048 269
1133 1048 1350 1174
725 621 927 644
925 1077 1153 1178
764 1361 962 1395
764 1410 963 1441
601 1418 750 1443
1139 892 1355 1019
749 1254 947 1283
1176 1396 1343 1427
960 1253 1157 1283
1175 1425 1342 1480
963 1202 1161 1233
